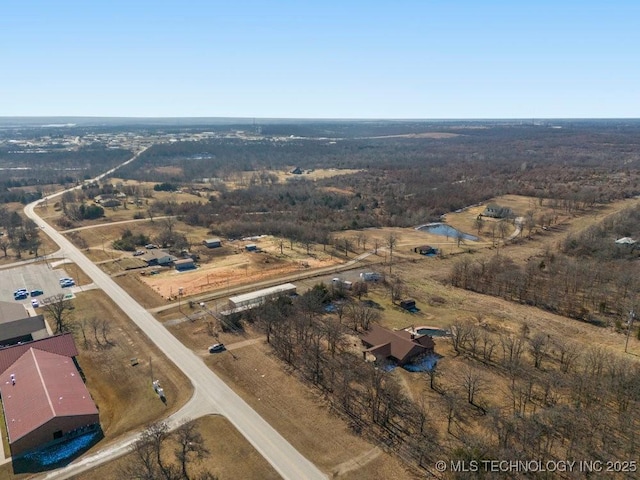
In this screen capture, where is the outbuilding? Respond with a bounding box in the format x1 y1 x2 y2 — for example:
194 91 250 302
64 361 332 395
175 258 196 271
203 238 222 248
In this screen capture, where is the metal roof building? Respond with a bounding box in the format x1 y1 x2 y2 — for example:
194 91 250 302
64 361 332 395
228 283 297 310
0 335 99 457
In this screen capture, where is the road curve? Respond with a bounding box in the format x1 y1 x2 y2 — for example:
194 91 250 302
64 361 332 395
25 156 327 479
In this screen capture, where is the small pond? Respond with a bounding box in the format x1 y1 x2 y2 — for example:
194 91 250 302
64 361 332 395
417 223 478 242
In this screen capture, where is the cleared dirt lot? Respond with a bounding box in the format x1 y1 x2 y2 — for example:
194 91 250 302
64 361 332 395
141 238 341 300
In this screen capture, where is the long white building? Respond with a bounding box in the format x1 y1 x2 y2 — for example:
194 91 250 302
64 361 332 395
228 283 297 310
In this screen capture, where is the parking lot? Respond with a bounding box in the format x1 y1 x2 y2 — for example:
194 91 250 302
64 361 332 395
0 263 75 306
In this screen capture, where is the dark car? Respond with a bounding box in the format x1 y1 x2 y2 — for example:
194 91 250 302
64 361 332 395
30 289 44 297
208 343 225 353
14 292 28 300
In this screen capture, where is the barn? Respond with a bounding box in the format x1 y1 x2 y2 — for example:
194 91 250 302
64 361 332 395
0 334 100 457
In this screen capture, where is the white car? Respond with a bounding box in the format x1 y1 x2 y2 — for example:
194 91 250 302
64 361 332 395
31 299 40 308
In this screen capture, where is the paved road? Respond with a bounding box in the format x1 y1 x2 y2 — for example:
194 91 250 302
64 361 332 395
59 215 175 233
25 155 327 479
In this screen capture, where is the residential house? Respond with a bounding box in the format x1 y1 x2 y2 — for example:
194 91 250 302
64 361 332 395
361 324 435 365
141 249 178 267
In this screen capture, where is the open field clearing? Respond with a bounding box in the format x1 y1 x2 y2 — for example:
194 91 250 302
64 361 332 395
65 291 193 438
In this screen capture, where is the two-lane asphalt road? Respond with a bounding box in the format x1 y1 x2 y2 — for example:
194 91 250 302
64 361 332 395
25 161 327 479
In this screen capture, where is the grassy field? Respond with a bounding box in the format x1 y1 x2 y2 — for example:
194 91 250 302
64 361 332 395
4 194 638 479
69 416 282 480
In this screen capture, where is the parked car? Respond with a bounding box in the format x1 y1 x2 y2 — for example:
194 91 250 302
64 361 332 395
61 279 75 288
208 343 225 353
31 299 40 308
59 277 73 284
14 292 28 300
30 289 44 297
145 244 158 249
14 288 28 297
133 250 145 256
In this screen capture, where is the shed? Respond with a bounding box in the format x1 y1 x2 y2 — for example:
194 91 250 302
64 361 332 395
175 258 196 271
414 245 438 256
203 238 222 248
400 299 417 311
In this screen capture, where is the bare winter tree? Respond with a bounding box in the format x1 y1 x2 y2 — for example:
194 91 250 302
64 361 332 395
529 332 550 369
42 293 74 334
174 421 211 480
386 233 397 273
460 366 485 409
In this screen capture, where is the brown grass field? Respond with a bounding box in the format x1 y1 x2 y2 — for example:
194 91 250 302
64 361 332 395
69 416 281 480
3 194 639 479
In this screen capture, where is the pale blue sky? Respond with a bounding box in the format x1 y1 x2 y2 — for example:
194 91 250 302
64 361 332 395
1 1 638 118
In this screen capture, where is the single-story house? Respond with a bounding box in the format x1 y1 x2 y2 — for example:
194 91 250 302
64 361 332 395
482 204 513 219
361 324 435 366
203 238 222 248
175 258 196 271
414 245 438 256
0 301 49 346
141 249 178 266
0 334 100 457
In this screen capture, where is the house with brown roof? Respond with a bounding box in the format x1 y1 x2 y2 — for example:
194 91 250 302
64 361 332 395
361 324 435 365
0 334 100 457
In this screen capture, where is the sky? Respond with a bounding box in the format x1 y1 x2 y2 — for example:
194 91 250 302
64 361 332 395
1 1 638 118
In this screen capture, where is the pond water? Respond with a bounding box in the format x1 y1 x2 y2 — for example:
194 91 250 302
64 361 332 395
417 223 478 242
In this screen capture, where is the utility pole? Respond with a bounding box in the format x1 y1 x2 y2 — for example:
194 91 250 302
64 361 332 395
625 310 635 353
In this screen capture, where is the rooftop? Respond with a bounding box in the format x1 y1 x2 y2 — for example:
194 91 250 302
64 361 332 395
0 347 98 443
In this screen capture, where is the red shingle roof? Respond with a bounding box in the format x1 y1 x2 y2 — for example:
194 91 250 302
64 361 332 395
0 333 78 375
0 348 98 443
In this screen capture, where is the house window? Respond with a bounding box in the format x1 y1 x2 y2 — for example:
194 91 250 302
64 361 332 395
53 430 63 440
